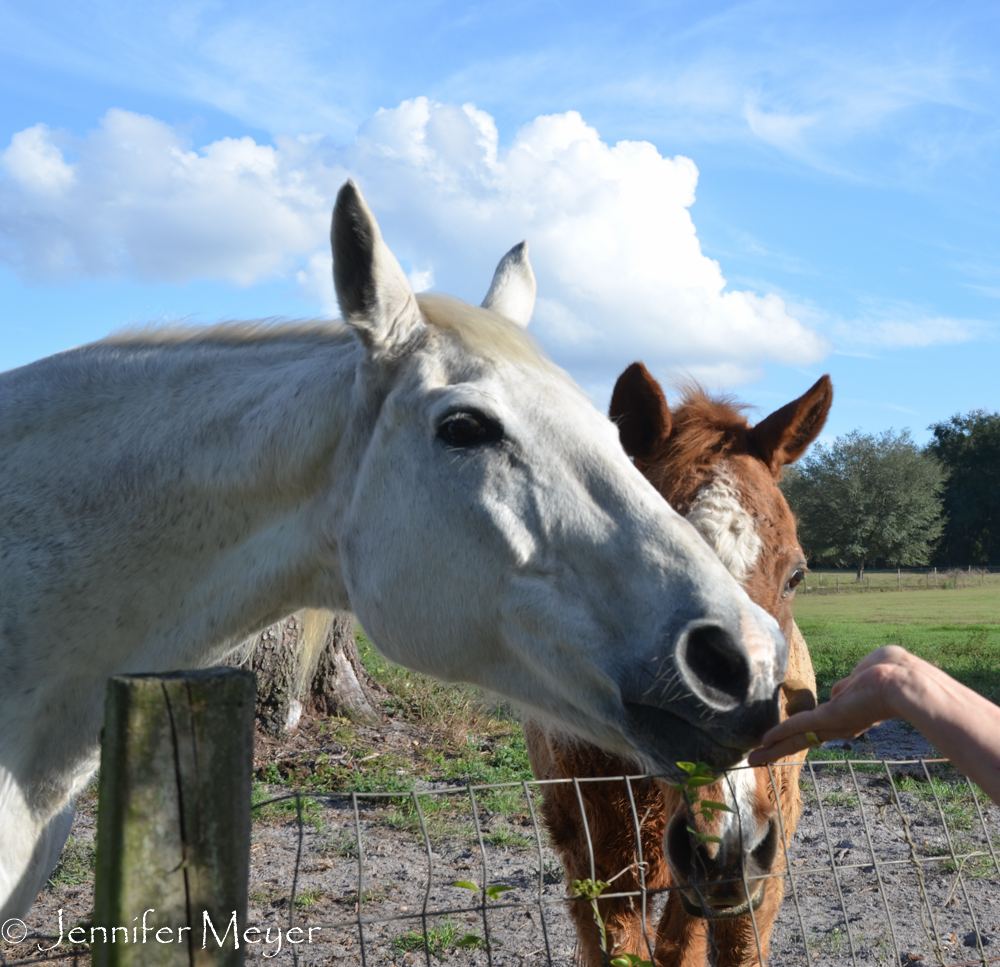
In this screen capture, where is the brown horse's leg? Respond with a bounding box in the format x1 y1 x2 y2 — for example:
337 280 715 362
542 776 668 967
652 892 709 967
524 722 670 966
709 875 785 967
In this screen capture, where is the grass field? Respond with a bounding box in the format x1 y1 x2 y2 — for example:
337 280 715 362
793 583 1000 701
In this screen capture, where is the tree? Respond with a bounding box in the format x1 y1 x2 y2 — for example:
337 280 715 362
228 610 383 735
781 429 945 580
926 410 1000 566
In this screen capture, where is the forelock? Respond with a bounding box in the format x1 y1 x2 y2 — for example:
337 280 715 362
416 293 554 373
686 466 762 584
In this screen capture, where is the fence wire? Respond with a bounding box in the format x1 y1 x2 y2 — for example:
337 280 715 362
5 759 1000 966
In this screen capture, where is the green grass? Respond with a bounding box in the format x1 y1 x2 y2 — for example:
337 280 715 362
255 627 535 798
251 784 327 830
252 688 537 847
793 585 1000 701
483 827 534 850
321 828 359 858
47 836 95 889
379 799 476 845
293 887 325 909
392 917 486 956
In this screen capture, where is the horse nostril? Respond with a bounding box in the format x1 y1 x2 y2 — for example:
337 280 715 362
751 815 780 873
677 622 752 707
665 811 698 875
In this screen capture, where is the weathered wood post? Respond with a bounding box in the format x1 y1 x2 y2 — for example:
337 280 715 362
93 668 255 967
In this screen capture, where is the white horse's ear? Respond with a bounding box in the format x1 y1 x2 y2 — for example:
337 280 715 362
332 180 423 353
481 241 537 327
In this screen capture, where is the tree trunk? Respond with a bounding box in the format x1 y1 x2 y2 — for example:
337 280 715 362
308 611 382 724
227 610 382 735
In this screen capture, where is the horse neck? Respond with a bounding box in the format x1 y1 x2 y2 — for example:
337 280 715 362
1 328 363 668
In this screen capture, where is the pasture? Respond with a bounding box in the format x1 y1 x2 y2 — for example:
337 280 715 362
793 582 1000 703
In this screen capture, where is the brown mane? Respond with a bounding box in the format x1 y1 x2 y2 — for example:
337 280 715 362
646 386 755 515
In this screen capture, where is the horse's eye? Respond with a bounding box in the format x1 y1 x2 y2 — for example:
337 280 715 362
785 569 806 595
437 411 503 448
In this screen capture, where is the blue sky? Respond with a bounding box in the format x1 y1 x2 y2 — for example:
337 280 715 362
1 0 998 443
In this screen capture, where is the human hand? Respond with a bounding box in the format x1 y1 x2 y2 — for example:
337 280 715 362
748 645 914 765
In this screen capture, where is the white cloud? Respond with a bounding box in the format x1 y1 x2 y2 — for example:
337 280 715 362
826 298 994 349
744 102 818 155
2 125 76 195
0 110 338 284
0 99 830 385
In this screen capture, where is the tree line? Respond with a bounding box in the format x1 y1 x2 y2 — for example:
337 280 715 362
781 409 1000 579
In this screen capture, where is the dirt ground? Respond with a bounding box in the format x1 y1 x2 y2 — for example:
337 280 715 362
5 719 1000 967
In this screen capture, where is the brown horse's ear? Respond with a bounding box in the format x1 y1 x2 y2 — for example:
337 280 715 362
749 374 832 471
609 362 673 463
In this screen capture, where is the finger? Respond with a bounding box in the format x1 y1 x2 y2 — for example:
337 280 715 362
748 735 813 765
758 707 830 747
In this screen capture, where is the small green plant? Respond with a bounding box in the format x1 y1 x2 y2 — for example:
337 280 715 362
572 878 614 956
258 762 287 786
570 878 655 967
437 880 517 953
293 887 324 909
321 828 358 858
668 761 732 845
484 826 533 850
249 886 278 907
452 880 515 901
393 917 481 955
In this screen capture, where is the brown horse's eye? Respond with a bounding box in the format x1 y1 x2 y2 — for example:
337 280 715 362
437 411 503 449
785 569 806 595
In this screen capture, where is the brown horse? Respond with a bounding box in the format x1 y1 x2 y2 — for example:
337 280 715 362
525 363 832 966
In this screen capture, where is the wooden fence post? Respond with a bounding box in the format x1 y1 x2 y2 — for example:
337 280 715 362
92 667 255 967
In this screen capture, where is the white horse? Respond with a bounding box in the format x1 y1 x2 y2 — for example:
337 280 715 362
0 182 787 918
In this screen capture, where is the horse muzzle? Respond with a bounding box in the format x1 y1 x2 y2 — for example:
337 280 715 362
678 882 767 920
664 802 780 922
620 607 786 773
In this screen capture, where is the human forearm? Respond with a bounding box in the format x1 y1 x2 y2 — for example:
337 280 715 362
749 646 1000 805
888 655 1000 804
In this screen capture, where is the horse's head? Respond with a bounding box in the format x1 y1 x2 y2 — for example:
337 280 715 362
611 362 831 644
329 180 790 777
609 362 830 918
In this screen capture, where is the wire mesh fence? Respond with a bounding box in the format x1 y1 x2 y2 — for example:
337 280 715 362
800 567 1000 594
6 758 1000 967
